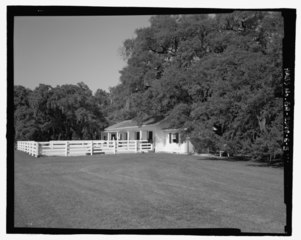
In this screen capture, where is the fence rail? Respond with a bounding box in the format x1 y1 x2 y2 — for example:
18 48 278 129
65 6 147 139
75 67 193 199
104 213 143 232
17 140 153 157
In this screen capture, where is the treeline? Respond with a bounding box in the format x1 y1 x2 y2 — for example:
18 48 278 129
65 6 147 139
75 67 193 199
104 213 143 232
14 82 110 141
14 11 284 162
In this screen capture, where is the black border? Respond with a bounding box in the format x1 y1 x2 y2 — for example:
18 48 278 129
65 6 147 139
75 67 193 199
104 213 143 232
7 6 296 236
282 9 295 236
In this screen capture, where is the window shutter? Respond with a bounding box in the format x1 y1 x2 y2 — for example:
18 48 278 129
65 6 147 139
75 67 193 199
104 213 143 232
169 133 171 143
175 133 179 143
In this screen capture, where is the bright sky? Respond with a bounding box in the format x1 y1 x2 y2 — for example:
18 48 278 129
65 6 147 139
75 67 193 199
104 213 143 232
14 15 151 93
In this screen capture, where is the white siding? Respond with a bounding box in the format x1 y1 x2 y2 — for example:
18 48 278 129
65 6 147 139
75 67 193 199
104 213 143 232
102 123 195 154
153 128 167 152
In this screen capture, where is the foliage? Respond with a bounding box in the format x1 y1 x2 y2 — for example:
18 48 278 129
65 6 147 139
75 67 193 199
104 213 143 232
110 11 284 162
14 83 109 141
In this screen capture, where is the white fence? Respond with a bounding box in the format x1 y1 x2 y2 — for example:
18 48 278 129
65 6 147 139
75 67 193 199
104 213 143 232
17 140 153 157
17 141 40 157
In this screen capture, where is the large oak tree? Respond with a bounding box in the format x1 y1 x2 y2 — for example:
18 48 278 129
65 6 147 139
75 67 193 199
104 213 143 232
110 11 284 162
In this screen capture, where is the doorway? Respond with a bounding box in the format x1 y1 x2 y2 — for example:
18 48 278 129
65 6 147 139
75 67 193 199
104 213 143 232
148 131 153 143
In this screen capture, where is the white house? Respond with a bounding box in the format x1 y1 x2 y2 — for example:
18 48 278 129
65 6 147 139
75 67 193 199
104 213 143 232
101 117 195 154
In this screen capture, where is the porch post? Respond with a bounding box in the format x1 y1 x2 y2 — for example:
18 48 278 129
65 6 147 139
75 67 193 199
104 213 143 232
108 132 111 141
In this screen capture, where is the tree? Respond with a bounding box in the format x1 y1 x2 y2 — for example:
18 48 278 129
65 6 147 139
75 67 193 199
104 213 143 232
111 11 283 162
14 83 108 141
14 86 37 141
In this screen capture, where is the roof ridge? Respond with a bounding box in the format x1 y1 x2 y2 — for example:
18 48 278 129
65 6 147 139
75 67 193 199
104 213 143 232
104 116 167 131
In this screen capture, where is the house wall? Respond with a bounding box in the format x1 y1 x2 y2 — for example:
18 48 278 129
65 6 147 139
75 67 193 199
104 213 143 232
152 127 166 152
146 126 194 154
155 131 194 154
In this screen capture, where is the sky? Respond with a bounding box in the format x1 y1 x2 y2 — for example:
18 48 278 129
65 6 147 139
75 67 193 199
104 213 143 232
14 15 151 93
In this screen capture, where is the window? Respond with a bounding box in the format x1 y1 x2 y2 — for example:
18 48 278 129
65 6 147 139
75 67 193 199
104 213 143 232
169 133 179 144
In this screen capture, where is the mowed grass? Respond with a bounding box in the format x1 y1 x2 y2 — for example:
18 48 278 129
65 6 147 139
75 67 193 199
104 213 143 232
14 151 286 232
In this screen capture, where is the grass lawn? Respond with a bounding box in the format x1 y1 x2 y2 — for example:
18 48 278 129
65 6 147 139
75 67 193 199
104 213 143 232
14 151 286 233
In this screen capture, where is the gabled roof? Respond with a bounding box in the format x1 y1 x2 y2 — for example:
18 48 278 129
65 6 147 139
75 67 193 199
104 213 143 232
105 120 138 130
104 116 165 131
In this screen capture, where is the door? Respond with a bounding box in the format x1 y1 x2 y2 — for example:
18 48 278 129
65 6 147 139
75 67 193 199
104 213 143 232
111 133 116 140
136 131 140 140
148 131 153 143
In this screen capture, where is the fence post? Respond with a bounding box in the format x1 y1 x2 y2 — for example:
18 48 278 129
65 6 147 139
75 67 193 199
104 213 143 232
32 142 35 156
113 140 116 154
90 140 93 155
30 142 32 155
65 141 69 156
29 142 32 155
33 142 35 157
35 142 39 157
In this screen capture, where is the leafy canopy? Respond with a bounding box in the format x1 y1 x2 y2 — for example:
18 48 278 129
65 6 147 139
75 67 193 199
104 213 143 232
110 11 283 162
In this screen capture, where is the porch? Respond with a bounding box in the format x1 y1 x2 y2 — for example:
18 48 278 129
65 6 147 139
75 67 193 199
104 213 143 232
102 129 153 143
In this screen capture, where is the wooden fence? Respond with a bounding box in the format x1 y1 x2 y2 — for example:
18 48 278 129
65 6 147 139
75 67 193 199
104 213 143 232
17 140 153 157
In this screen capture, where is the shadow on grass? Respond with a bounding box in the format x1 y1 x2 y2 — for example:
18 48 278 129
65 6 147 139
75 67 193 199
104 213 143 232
194 154 283 168
195 154 251 162
247 159 284 168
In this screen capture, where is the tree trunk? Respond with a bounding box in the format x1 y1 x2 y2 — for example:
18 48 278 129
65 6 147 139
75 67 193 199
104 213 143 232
257 115 267 133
